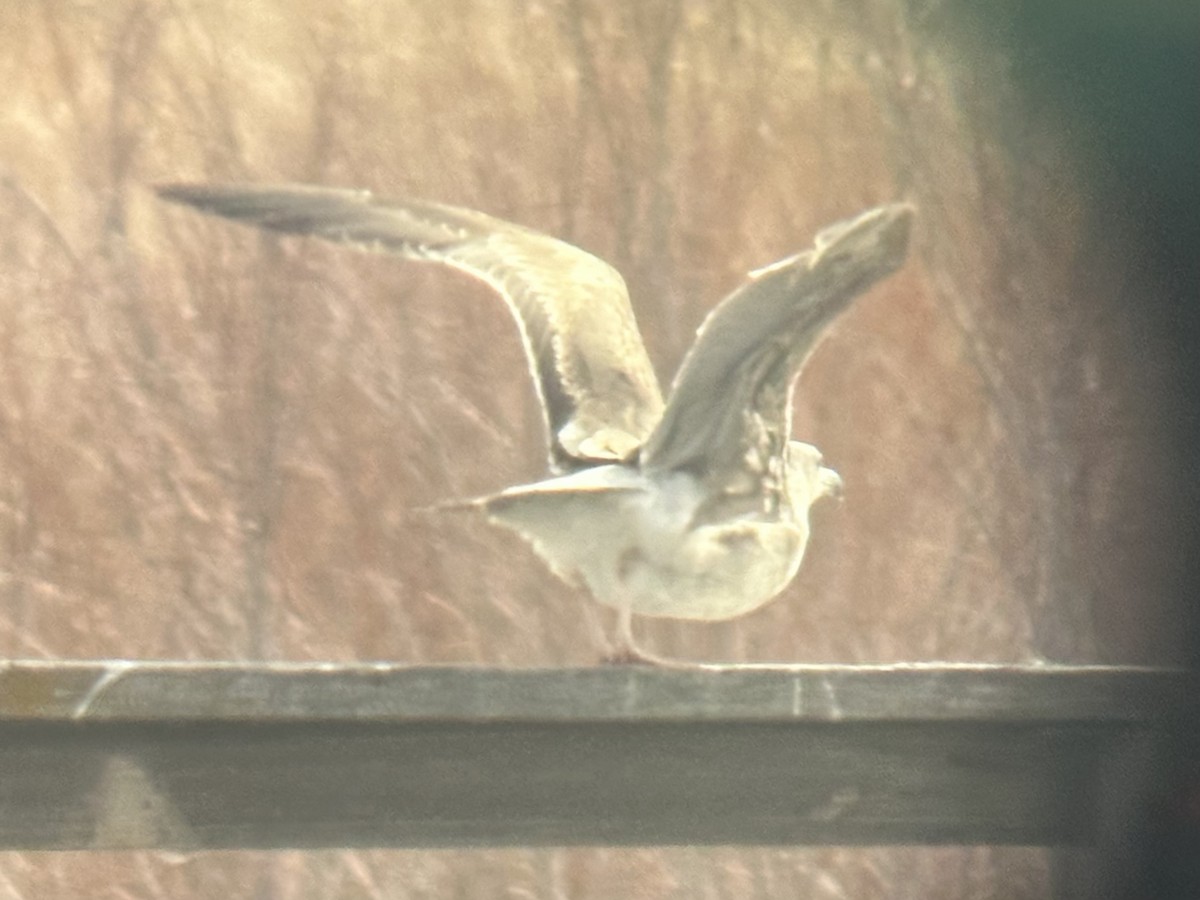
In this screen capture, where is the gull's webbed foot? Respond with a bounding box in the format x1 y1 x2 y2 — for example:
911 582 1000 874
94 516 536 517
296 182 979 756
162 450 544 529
601 644 670 666
600 606 699 667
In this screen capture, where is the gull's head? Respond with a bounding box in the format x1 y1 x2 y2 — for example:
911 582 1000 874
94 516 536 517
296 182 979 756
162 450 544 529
785 441 843 512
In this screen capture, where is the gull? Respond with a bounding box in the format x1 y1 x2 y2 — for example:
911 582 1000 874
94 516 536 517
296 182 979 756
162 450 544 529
157 183 913 664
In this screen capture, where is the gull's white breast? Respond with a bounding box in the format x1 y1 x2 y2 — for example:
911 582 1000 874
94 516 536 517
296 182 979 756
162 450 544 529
482 467 811 622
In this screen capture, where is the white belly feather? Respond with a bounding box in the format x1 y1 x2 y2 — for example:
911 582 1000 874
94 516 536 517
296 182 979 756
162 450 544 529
481 466 812 621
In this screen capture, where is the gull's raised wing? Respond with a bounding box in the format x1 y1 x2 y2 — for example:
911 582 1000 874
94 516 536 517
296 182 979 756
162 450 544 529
640 203 913 505
156 183 665 472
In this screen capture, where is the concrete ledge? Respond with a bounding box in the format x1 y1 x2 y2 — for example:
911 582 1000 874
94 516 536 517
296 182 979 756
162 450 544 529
0 662 1191 849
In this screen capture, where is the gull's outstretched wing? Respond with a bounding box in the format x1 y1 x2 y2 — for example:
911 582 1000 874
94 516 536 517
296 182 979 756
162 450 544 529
640 204 913 503
156 183 665 472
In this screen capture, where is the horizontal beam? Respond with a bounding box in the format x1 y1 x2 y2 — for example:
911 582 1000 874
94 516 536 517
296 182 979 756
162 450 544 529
0 662 1191 849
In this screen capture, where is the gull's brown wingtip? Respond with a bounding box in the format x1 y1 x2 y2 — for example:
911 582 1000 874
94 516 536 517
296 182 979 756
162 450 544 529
153 182 217 209
154 182 192 197
888 200 917 233
883 201 916 254
869 201 917 240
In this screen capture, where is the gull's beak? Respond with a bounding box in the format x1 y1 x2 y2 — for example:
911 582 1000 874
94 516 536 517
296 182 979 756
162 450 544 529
818 467 844 504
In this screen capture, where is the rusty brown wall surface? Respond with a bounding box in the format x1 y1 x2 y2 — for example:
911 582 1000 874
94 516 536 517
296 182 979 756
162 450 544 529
0 0 1191 896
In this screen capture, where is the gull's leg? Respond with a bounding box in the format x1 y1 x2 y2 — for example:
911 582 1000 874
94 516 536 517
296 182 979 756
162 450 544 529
602 603 678 666
608 603 640 661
